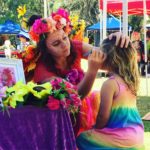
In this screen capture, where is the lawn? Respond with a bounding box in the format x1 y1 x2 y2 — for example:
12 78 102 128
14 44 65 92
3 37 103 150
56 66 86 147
137 96 150 132
137 96 150 150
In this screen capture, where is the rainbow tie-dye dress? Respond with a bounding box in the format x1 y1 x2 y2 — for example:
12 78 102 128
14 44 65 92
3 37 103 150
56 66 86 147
76 79 145 150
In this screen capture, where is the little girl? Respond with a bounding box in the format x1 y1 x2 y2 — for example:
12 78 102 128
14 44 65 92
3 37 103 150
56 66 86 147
76 37 145 150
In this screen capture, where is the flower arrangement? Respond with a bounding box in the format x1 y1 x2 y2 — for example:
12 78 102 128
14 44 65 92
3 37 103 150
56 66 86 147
69 15 89 43
16 45 41 74
0 78 81 114
47 78 81 113
29 8 72 42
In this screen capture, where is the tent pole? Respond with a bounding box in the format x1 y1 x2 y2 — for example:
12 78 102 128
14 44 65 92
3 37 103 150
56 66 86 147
122 0 128 36
102 0 107 40
44 0 48 18
119 15 122 32
99 0 103 44
143 0 148 96
100 9 103 44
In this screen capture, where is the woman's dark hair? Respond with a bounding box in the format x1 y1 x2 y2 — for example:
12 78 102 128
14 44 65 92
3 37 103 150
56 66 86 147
27 15 42 27
36 35 77 77
147 30 150 38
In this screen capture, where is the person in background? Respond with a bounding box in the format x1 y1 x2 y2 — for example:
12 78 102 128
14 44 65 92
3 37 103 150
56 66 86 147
17 30 30 51
147 30 150 60
25 8 130 136
0 35 14 58
27 14 42 28
76 36 144 150
132 40 145 75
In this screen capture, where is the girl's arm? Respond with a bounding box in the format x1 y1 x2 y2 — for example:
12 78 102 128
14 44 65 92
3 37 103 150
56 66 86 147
95 79 116 129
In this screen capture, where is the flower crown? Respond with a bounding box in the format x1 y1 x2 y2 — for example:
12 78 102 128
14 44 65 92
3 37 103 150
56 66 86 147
29 8 72 42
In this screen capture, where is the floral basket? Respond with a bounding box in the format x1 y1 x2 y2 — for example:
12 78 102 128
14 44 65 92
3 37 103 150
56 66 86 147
0 78 81 114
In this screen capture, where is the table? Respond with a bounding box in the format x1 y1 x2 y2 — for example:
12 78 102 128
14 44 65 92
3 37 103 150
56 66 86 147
0 51 19 57
0 106 76 150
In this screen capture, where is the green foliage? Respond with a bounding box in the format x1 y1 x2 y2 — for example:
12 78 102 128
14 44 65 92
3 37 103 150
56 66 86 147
128 15 143 32
0 0 43 24
137 96 150 132
62 0 100 25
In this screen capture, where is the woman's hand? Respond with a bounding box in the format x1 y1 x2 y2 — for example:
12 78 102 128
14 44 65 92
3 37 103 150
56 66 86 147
108 32 130 48
88 49 106 73
77 50 106 99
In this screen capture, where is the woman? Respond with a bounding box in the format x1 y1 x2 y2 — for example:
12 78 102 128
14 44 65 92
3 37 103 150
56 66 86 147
28 8 130 136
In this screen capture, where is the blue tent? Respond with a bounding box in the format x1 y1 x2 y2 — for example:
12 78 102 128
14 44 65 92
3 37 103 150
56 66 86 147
0 20 21 34
87 15 132 31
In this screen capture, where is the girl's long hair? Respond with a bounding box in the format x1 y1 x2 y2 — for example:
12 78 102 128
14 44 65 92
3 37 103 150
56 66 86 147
101 36 140 95
36 33 77 78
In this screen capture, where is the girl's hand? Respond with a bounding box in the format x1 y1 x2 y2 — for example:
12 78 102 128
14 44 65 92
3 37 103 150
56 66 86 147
88 49 106 73
108 32 130 48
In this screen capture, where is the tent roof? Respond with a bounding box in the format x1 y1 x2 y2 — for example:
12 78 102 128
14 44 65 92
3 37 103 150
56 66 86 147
0 20 21 34
100 0 150 15
87 15 132 31
146 24 150 28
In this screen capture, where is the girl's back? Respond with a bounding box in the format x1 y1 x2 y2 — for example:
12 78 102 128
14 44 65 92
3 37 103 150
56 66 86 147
106 75 143 130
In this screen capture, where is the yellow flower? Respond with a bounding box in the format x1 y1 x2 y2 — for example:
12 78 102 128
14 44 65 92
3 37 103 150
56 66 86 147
7 81 29 95
4 81 29 108
70 14 86 42
21 17 28 30
4 93 24 108
17 5 26 18
27 82 52 99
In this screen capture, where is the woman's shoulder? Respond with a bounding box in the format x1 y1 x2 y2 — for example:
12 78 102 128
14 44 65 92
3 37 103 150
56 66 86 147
33 58 56 83
71 40 83 51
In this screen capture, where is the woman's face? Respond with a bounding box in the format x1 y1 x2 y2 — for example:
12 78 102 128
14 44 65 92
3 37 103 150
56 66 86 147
46 29 70 58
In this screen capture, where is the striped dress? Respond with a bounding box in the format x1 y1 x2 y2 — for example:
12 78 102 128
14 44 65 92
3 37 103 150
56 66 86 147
76 76 145 150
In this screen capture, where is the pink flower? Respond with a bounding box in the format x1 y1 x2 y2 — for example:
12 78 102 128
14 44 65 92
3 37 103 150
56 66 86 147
1 68 15 87
32 19 49 35
59 99 65 108
70 94 81 106
52 8 70 22
47 96 60 110
50 78 63 89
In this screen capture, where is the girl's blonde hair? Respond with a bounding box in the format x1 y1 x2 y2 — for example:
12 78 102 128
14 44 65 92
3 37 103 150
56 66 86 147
101 36 140 95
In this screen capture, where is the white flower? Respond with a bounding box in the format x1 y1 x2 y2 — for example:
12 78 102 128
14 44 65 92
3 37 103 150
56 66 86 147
60 18 66 26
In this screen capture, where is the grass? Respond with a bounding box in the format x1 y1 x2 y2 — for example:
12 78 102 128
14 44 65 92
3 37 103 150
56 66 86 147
136 97 150 150
137 96 150 132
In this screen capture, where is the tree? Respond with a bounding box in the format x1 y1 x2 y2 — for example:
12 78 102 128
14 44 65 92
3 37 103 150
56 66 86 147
128 15 143 32
0 0 43 24
61 0 100 25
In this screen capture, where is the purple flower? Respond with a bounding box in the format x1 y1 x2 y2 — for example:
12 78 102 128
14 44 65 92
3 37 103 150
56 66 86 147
66 69 84 85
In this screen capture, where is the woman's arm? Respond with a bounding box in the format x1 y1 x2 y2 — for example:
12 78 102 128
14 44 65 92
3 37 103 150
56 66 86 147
95 79 116 129
77 50 105 99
